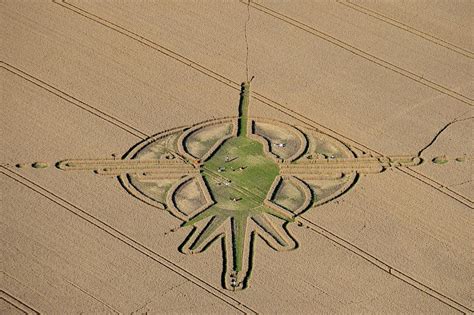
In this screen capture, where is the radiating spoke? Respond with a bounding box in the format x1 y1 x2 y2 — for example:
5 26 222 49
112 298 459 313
280 156 422 176
252 213 296 250
56 158 197 177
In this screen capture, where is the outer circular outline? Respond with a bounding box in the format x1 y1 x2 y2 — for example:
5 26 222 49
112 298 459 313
118 116 357 215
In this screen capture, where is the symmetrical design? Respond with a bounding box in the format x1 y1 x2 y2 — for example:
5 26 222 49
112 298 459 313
56 81 425 290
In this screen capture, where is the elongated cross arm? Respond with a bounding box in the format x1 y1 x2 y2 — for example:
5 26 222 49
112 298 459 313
56 158 198 177
280 156 422 177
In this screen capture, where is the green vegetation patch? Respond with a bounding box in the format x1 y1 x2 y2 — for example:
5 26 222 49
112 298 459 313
432 156 449 165
203 136 279 203
183 136 285 272
32 162 49 169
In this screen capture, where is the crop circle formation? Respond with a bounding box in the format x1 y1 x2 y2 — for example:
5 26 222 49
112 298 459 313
119 117 358 290
56 82 422 290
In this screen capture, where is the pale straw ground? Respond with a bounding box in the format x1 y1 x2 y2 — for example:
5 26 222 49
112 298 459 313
1 0 472 313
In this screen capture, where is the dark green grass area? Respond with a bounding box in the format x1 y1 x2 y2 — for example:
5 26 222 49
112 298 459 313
180 82 293 274
203 136 279 203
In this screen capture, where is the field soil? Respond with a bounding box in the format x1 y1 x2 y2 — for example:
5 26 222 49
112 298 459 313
1 0 472 313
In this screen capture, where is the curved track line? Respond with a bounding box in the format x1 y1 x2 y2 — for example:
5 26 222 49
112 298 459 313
244 1 473 106
297 217 472 314
54 0 474 269
338 0 474 58
253 95 472 207
4 2 468 306
1 62 149 139
50 0 474 219
0 167 257 314
417 117 474 157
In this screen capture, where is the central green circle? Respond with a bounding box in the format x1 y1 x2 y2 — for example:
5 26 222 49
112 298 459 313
202 136 279 212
